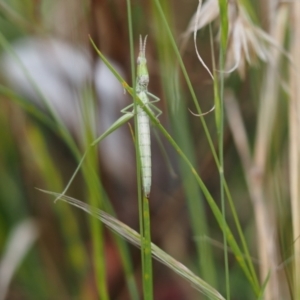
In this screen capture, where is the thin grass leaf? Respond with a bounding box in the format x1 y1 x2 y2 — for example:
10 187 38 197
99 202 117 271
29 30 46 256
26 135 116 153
218 0 228 50
216 0 229 297
38 189 226 300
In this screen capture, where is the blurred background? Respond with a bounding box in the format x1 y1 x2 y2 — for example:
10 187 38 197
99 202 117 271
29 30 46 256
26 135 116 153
0 0 297 299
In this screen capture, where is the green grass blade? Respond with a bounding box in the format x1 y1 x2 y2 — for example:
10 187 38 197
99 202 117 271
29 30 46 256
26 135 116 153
142 196 153 300
217 0 230 298
39 190 226 300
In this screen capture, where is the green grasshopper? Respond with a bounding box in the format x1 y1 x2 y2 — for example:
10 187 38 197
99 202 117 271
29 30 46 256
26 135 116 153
53 36 161 203
122 35 161 198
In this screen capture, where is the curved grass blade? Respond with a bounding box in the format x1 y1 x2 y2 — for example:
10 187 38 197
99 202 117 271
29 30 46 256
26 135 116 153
38 189 226 300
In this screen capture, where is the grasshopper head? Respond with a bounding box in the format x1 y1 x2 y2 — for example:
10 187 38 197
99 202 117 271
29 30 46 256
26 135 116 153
137 35 149 86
